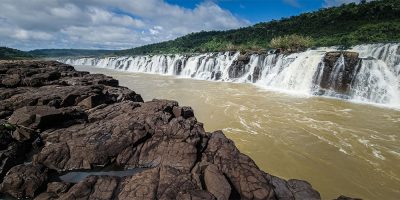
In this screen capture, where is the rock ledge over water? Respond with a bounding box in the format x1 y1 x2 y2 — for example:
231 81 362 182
0 60 321 200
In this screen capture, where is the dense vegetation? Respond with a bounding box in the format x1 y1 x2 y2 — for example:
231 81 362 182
2 0 399 58
115 0 400 55
270 34 313 53
0 47 33 60
29 49 116 58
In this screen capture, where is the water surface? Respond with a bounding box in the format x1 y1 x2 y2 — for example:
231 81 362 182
75 66 400 200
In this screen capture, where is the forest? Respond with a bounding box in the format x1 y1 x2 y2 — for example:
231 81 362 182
115 0 400 55
0 47 33 60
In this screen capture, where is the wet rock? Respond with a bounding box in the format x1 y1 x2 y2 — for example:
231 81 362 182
0 164 47 199
211 71 222 80
335 195 363 200
265 175 321 200
174 59 183 75
228 53 251 78
287 179 321 200
252 66 262 82
317 51 361 94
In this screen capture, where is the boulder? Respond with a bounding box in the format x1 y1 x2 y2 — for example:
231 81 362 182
0 142 29 182
1 74 21 87
174 59 183 75
173 106 195 119
316 51 361 94
46 182 71 195
33 182 72 200
252 66 262 82
202 131 276 199
59 176 119 200
265 175 321 200
77 94 109 109
0 164 47 199
211 71 222 80
8 105 88 131
228 53 251 78
335 195 363 200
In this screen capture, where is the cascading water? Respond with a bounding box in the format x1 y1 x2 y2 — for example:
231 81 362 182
61 43 400 109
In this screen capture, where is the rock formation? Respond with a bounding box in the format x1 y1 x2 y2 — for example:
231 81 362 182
228 53 251 79
315 51 361 95
0 60 323 199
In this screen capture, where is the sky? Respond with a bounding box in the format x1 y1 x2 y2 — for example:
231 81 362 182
0 0 366 50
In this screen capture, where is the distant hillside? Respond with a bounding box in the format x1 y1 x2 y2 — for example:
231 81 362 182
115 0 400 55
29 49 116 58
0 47 33 60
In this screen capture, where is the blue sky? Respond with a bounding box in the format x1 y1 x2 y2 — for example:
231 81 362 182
166 0 326 23
0 0 362 50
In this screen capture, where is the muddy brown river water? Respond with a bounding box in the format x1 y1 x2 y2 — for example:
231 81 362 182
75 66 400 200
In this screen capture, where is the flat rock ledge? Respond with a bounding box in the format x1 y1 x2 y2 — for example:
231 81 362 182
0 60 325 200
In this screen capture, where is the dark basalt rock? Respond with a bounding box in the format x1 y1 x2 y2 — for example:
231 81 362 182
204 164 231 199
211 70 222 80
174 59 183 75
0 164 47 199
335 195 363 200
34 182 72 200
1 74 21 87
228 53 251 79
252 66 262 83
0 122 37 184
0 60 325 200
316 51 361 94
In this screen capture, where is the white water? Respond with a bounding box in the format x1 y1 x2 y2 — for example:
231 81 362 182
62 43 400 108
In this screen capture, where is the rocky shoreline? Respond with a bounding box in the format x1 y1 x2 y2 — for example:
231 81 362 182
0 60 344 199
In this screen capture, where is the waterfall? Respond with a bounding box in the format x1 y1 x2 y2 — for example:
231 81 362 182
62 43 400 109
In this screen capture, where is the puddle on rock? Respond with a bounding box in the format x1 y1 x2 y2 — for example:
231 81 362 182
59 168 146 183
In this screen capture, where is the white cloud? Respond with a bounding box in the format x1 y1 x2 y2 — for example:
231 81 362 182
0 0 249 50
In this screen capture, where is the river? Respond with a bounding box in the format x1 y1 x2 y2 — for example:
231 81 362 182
75 65 400 200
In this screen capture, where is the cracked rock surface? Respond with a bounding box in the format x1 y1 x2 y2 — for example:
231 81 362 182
0 60 321 200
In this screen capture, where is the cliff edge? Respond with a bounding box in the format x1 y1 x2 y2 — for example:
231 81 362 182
0 60 322 200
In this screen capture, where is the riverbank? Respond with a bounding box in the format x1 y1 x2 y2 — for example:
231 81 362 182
75 65 400 200
0 60 325 199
